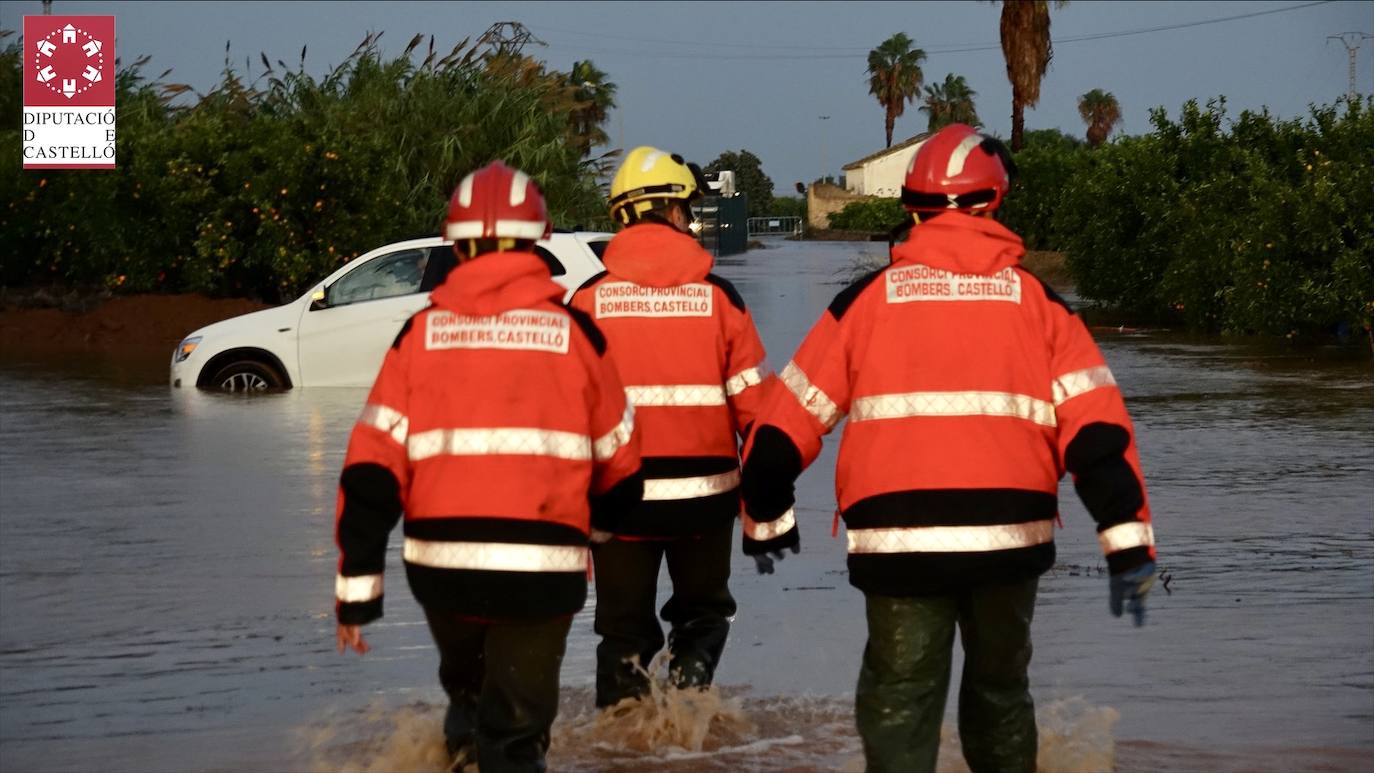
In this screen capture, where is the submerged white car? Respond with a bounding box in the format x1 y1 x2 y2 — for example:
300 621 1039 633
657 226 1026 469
171 231 610 390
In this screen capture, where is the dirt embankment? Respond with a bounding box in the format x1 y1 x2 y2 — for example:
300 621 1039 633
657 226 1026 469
1021 251 1072 293
0 291 270 359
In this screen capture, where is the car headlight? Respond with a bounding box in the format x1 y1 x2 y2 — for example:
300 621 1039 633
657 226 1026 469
174 336 202 363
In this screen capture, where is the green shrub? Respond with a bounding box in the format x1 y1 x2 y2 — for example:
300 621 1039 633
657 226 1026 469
827 197 906 232
771 196 807 220
998 129 1087 250
1052 97 1374 336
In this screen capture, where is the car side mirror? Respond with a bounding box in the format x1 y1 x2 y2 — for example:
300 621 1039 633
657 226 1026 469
309 287 329 311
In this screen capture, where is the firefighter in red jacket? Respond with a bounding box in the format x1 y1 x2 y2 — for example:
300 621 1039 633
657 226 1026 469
333 161 642 772
740 124 1158 772
568 146 772 708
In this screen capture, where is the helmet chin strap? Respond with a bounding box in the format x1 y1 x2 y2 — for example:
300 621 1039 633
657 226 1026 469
890 208 993 250
633 201 697 236
456 237 524 261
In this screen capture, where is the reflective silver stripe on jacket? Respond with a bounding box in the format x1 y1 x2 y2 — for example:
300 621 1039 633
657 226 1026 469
643 470 740 501
743 507 796 541
626 384 727 407
781 361 843 429
1053 366 1117 406
408 427 592 462
1098 521 1154 553
849 390 1057 427
594 403 636 461
847 520 1056 554
725 365 767 397
358 403 409 445
403 538 588 572
335 573 383 603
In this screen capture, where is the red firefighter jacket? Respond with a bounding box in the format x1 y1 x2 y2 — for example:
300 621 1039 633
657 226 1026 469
741 212 1156 596
569 223 770 537
334 251 642 624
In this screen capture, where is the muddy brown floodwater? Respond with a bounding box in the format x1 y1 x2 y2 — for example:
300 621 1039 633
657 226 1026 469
2 239 1372 772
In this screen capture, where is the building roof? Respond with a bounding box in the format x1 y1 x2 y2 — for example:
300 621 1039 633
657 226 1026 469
842 132 931 170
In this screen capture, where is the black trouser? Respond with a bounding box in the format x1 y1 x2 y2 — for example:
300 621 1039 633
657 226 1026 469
423 608 572 773
856 578 1039 773
591 522 737 707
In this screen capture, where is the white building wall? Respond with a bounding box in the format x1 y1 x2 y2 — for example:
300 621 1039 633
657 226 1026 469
862 141 925 198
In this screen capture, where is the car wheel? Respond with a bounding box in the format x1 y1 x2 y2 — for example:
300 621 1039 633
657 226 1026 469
209 360 285 392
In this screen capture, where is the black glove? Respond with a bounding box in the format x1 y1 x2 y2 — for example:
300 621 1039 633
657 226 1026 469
1109 560 1156 626
753 542 801 575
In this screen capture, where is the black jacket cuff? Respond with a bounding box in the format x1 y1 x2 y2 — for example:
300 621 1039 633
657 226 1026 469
742 524 799 556
337 596 383 625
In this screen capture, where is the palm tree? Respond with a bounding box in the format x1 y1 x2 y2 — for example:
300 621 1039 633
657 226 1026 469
998 0 1066 151
867 33 927 148
920 74 980 132
1077 88 1122 147
566 60 617 157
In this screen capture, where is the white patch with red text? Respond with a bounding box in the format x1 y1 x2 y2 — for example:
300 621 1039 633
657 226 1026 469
425 309 569 354
886 264 1021 304
594 282 713 318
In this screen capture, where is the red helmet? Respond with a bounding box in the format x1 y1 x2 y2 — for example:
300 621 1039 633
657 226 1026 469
901 123 1014 214
444 161 551 242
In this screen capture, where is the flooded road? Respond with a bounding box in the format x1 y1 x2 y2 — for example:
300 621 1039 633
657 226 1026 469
2 240 1372 771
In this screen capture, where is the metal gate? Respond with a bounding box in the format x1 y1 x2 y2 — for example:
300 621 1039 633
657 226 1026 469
747 216 803 237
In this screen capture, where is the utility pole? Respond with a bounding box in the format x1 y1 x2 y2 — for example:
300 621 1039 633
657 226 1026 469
1327 32 1373 102
818 115 830 186
477 21 545 58
42 0 52 14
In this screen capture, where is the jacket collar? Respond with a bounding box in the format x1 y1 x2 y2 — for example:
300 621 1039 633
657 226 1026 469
890 212 1025 275
429 251 565 315
602 222 714 287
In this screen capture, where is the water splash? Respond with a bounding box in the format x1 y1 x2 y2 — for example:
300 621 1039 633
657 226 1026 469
298 690 1119 772
554 685 755 756
298 699 451 773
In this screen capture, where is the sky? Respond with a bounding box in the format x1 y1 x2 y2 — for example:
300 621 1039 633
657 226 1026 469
4 0 1372 195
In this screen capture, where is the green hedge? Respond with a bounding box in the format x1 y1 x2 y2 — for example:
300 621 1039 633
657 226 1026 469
827 197 906 232
1 36 610 302
997 129 1087 251
1052 98 1373 335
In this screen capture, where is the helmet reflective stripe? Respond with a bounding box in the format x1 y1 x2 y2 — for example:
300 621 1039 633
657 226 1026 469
495 219 547 240
945 133 985 178
446 219 545 241
640 150 665 172
446 221 486 240
457 173 474 207
509 171 529 206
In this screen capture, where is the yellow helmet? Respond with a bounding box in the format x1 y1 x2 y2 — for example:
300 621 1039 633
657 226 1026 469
609 146 709 225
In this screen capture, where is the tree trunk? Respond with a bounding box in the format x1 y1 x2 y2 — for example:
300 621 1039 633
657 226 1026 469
1010 99 1025 152
885 109 895 148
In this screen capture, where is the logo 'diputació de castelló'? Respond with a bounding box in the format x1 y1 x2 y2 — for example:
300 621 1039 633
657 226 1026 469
23 15 117 169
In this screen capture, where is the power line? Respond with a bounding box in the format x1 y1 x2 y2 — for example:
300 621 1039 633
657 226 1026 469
532 1 1334 61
